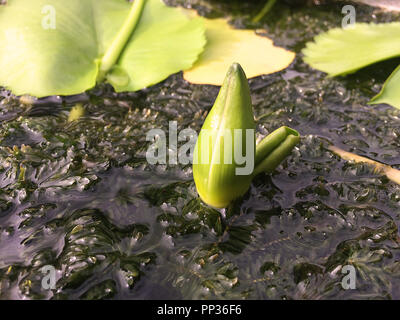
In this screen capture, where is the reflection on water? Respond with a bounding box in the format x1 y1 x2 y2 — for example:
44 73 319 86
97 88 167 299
0 1 400 299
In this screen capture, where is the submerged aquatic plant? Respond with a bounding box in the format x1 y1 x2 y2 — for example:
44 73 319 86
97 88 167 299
193 63 300 208
252 0 278 23
329 146 400 185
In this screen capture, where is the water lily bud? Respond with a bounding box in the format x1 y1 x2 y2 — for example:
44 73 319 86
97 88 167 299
193 63 300 208
193 63 256 208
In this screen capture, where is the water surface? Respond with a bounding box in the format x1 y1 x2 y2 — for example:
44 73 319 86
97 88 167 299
0 0 399 299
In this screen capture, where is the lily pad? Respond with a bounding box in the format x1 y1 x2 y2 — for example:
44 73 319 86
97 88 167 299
183 13 295 85
109 0 206 92
0 0 206 97
302 22 400 77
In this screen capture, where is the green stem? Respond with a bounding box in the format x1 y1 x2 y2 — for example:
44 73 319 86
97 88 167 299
252 0 277 23
252 126 300 177
98 0 146 81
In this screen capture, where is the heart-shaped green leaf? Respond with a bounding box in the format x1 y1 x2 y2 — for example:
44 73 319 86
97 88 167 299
0 0 205 97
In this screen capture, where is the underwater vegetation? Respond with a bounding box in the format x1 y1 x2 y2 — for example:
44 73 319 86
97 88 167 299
0 0 399 300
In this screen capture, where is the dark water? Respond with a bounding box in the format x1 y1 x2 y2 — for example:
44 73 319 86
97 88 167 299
0 1 400 299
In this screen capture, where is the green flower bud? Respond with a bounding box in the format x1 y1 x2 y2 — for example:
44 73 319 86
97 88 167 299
193 63 300 208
